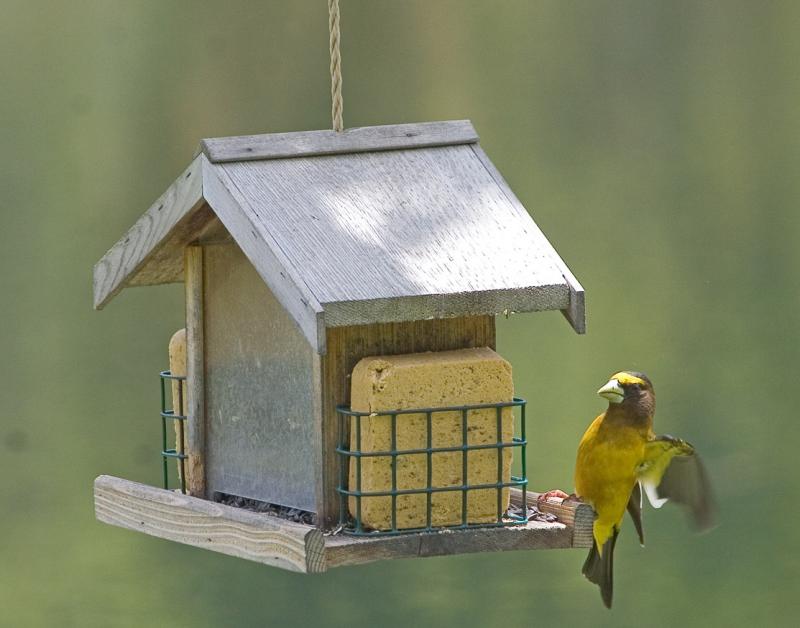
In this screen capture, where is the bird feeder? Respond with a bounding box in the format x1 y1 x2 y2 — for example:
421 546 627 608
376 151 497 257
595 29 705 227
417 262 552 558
92 120 594 573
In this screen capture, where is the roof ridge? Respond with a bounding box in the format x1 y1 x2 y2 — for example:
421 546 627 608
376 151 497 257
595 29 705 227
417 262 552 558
200 120 478 164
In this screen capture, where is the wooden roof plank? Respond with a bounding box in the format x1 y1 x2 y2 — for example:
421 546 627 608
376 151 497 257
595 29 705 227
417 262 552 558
469 144 586 333
125 202 217 287
322 286 568 328
217 144 570 325
200 156 327 353
93 155 204 309
201 120 478 163
93 122 585 338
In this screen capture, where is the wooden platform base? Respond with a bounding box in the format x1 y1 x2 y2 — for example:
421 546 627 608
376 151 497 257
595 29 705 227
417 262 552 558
94 475 593 573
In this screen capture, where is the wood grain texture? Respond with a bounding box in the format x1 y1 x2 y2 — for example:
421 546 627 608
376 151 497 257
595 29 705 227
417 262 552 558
94 127 582 335
310 351 325 525
124 203 218 289
93 156 205 309
317 317 496 529
322 288 566 328
184 246 206 497
219 144 570 327
509 488 595 548
194 216 231 245
469 144 586 334
94 475 326 573
324 518 571 569
201 120 479 163
201 156 326 353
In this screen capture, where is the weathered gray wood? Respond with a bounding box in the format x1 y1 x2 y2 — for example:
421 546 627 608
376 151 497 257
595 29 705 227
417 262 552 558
310 351 326 527
219 144 571 328
509 489 595 549
325 486 593 568
200 156 326 353
201 120 479 163
324 518 571 569
94 475 326 573
94 124 583 336
93 156 205 309
194 216 232 245
318 317 496 529
125 203 217 288
469 144 586 333
322 288 567 328
184 246 206 497
94 475 585 573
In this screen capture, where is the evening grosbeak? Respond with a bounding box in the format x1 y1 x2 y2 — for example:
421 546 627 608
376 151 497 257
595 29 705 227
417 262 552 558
543 371 715 608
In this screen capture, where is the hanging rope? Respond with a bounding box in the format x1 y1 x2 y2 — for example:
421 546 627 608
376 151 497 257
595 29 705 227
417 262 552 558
328 0 344 132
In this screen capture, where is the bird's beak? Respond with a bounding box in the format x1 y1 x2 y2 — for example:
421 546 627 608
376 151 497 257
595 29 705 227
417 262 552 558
598 378 625 404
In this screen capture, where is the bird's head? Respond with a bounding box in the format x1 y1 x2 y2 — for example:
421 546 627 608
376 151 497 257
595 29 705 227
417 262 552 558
597 371 655 417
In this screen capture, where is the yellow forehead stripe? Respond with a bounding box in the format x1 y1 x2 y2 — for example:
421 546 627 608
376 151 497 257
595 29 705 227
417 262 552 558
611 372 646 386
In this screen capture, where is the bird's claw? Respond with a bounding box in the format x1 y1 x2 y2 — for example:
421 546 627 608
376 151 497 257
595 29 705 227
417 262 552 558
538 489 571 502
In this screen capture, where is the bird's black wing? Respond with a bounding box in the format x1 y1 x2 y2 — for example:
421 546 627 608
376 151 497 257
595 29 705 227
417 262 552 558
639 435 717 532
626 481 645 546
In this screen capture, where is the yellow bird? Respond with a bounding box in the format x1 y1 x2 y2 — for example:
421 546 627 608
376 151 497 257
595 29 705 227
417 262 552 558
545 371 715 608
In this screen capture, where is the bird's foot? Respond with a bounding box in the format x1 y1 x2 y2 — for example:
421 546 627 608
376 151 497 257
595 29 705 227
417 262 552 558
538 489 571 502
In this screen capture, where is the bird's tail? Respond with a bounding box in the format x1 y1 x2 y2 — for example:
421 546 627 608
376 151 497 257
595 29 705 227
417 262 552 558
581 528 619 609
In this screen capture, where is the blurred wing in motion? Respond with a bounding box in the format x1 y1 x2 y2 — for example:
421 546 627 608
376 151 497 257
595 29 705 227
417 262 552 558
639 435 717 531
656 452 716 531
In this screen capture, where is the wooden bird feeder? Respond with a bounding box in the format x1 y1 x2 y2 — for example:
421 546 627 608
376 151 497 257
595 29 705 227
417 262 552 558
92 120 593 573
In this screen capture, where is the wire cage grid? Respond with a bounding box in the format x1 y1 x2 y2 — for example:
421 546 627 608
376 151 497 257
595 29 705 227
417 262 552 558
159 370 187 494
336 398 529 536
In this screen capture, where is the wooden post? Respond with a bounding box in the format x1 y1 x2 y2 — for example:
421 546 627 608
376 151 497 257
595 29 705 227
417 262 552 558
185 245 206 497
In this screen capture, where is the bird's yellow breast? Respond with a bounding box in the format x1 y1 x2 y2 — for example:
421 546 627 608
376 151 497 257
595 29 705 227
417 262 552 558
575 414 648 535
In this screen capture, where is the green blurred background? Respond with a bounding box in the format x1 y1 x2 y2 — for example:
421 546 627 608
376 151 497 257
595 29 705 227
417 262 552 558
2 1 797 626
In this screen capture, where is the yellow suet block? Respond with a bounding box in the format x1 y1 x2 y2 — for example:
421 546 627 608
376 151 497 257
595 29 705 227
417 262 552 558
168 329 187 477
349 347 514 530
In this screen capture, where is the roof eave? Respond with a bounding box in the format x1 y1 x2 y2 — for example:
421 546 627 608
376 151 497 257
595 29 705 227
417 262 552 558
93 154 206 310
320 284 572 329
468 144 585 334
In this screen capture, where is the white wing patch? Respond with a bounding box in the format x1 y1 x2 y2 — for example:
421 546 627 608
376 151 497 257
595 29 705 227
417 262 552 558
642 480 668 509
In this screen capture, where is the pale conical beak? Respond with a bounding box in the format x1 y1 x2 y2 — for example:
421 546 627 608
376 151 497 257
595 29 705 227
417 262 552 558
598 378 625 404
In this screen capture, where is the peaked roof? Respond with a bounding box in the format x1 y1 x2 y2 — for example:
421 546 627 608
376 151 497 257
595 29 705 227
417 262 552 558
94 120 584 353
